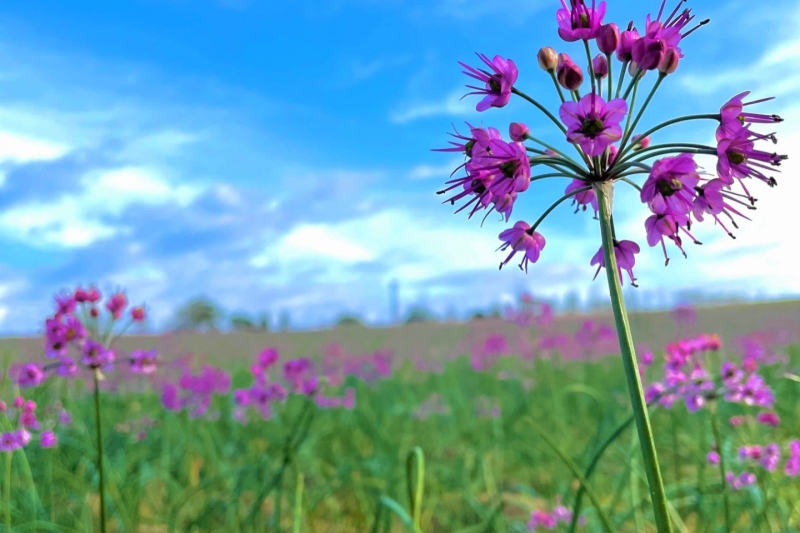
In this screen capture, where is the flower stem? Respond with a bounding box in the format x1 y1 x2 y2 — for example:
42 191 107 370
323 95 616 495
594 181 673 533
511 87 566 134
549 71 566 104
615 60 629 98
709 404 731 532
606 54 613 100
584 40 596 96
4 450 11 533
93 369 108 533
618 74 666 158
621 67 643 100
616 143 717 166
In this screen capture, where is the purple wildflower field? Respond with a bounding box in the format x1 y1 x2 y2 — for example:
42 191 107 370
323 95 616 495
0 0 797 531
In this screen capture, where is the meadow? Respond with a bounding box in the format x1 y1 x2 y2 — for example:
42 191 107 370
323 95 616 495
0 295 798 532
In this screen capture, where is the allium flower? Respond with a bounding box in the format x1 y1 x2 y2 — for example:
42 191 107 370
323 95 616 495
717 91 783 140
0 432 19 452
459 53 518 112
560 94 627 157
57 357 78 377
105 292 128 319
707 451 720 465
497 222 546 273
130 306 146 321
129 349 158 375
641 153 700 215
590 239 640 286
616 25 640 61
691 179 750 238
565 178 598 215
556 53 584 90
556 0 607 42
17 364 45 388
82 339 115 370
596 22 619 54
716 127 784 187
592 54 608 79
509 122 530 142
40 431 57 449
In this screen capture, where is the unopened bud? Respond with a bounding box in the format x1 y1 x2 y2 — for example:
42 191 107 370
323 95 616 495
592 54 608 79
658 48 680 75
596 23 619 55
556 53 583 91
632 134 651 150
509 122 530 142
537 46 558 72
616 27 640 62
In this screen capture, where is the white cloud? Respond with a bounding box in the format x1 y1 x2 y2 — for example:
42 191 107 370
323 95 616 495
409 156 463 180
0 166 205 248
390 88 474 124
0 130 70 163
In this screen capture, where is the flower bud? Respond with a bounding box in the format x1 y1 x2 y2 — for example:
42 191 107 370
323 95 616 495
628 61 645 78
632 38 666 70
592 54 608 79
537 46 558 72
131 306 146 322
657 48 680 74
632 134 651 150
596 23 619 55
90 307 99 318
556 53 583 91
509 122 529 142
616 27 640 62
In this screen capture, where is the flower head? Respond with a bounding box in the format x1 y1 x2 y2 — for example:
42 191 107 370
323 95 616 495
497 222 546 273
560 93 627 156
641 153 700 215
590 239 640 286
129 349 158 375
459 53 518 112
556 0 607 42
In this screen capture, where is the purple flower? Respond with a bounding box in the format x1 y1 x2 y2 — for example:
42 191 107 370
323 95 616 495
590 239 640 286
560 94 627 157
717 91 782 140
596 22 619 54
556 0 607 42
592 54 608 79
82 339 115 371
691 179 750 238
0 432 19 452
716 127 784 187
556 53 584 91
498 222 546 273
40 431 57 449
17 363 45 388
57 357 78 378
707 451 720 465
641 153 700 215
459 53 518 112
129 349 158 375
566 178 598 215
616 25 640 62
644 211 696 265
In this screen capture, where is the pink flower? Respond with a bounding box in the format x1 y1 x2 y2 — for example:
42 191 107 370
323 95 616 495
691 179 750 238
716 127 784 187
0 432 19 452
644 211 696 265
129 349 158 375
560 93 627 156
641 153 700 215
459 53 518 112
596 22 619 54
82 339 115 371
556 53 584 90
130 306 146 322
616 25 640 62
717 91 782 140
757 412 780 427
509 122 529 142
40 431 57 449
565 178 598 215
592 54 608 79
590 239 640 286
707 451 720 465
498 222 546 273
105 292 128 320
556 0 607 42
17 364 45 388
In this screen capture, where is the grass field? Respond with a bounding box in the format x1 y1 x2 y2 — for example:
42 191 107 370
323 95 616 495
0 298 798 532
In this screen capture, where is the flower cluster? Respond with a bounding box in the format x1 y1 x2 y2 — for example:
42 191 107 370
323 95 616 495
22 286 154 388
320 343 394 386
434 0 787 283
0 397 69 452
528 500 585 530
644 333 775 412
162 365 231 419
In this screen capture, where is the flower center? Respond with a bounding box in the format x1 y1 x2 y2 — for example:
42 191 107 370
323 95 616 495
488 75 502 93
657 177 682 197
727 150 746 165
464 139 475 158
579 12 590 28
580 118 605 137
500 161 518 178
471 179 486 194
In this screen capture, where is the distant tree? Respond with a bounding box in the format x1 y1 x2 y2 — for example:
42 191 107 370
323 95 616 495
336 313 365 328
405 306 432 324
173 297 223 332
256 312 271 331
278 310 291 332
230 314 256 331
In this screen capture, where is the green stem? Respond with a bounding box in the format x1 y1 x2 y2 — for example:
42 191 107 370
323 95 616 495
93 369 108 533
709 405 731 532
511 87 566 134
618 74 666 158
4 451 10 533
584 40 596 96
594 181 673 533
623 78 640 150
606 54 613 100
621 67 643 100
615 60 629 98
549 71 566 104
529 186 592 234
611 113 719 164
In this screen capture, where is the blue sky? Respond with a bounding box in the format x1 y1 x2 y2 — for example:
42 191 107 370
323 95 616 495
0 0 797 333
